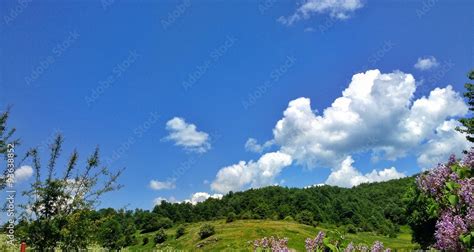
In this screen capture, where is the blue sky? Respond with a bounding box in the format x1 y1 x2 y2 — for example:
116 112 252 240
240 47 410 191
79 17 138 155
1 0 473 210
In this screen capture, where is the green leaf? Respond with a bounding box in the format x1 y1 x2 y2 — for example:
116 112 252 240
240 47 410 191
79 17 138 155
446 181 455 191
448 195 459 207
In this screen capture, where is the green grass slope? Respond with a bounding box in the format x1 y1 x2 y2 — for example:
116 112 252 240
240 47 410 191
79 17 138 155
127 220 418 251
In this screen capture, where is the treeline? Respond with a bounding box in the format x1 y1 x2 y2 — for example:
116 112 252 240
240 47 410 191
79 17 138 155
152 177 413 236
8 176 414 250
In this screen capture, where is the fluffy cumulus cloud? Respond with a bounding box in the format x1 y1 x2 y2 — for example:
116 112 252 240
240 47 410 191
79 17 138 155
325 156 406 188
15 165 33 182
164 117 210 153
414 56 439 71
149 179 175 190
278 0 364 25
211 69 470 192
272 70 468 168
211 151 292 193
417 120 470 169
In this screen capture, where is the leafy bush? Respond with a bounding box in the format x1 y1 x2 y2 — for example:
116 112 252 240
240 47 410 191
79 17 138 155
198 224 215 239
142 237 149 245
176 225 185 239
154 228 167 244
345 224 357 234
226 212 237 223
141 216 173 233
296 210 314 226
283 216 294 222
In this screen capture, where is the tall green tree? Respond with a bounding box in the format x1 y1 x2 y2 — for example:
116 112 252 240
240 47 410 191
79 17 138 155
20 134 123 250
456 70 474 142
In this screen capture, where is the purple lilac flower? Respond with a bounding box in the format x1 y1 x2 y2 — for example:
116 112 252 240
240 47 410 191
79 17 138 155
305 238 315 252
314 231 325 246
371 241 384 252
434 211 468 250
417 163 452 200
458 178 474 206
344 242 355 252
462 148 474 168
466 207 474 227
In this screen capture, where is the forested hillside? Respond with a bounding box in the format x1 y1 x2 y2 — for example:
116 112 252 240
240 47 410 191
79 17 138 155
152 177 415 236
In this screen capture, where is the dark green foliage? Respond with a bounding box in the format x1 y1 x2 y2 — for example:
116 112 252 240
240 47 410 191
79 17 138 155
404 185 437 249
295 210 314 226
199 224 216 239
176 225 185 238
140 215 173 233
154 228 167 244
152 177 414 236
345 224 357 234
226 212 237 223
142 237 149 245
457 70 474 143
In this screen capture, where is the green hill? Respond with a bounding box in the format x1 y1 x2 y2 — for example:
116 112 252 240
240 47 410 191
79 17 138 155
127 220 418 251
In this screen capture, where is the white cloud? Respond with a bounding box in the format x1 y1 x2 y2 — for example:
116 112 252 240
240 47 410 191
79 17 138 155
278 0 364 25
153 196 179 205
414 56 439 71
149 179 175 190
417 120 470 169
325 156 406 188
15 165 33 182
271 70 468 168
152 192 222 206
211 151 292 193
245 138 274 153
164 117 210 153
185 192 223 205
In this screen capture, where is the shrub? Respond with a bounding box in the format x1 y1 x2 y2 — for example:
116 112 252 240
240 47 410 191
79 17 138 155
296 210 314 226
142 237 149 245
198 224 215 239
345 224 357 234
154 228 167 244
141 216 173 233
226 212 237 223
283 216 294 222
176 225 185 239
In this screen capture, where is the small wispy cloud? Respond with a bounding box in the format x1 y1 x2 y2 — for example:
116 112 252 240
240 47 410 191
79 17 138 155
163 117 211 153
149 179 176 190
278 0 364 26
414 56 439 71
